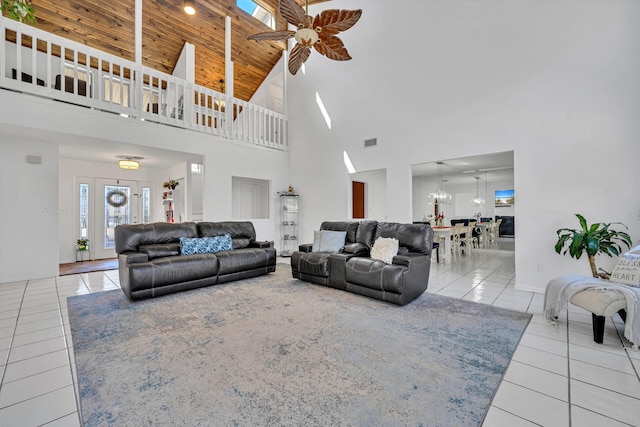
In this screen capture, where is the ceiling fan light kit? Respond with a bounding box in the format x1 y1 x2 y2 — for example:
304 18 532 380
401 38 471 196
248 0 362 75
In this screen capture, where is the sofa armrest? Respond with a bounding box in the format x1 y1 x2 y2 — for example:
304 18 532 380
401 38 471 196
120 252 149 265
392 253 427 267
329 253 359 289
118 252 149 300
298 243 313 253
342 243 369 256
250 240 273 249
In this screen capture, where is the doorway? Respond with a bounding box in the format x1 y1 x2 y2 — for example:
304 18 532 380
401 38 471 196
91 178 150 259
352 181 365 219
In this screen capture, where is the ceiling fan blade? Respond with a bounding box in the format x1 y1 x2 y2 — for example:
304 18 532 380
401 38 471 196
313 9 362 35
314 36 352 61
247 30 295 41
279 0 307 27
289 43 311 75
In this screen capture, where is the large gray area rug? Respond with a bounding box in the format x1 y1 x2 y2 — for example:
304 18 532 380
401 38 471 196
68 265 531 426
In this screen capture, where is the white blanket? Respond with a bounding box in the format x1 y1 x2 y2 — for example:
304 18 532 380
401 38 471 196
544 275 640 350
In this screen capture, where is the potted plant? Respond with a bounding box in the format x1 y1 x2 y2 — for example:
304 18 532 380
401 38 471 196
163 179 179 190
554 214 632 278
1 0 36 23
77 238 89 251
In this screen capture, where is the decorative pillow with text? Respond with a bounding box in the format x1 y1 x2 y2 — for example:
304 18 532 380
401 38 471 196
610 253 640 287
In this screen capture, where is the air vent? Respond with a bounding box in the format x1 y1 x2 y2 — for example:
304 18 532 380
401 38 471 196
364 138 377 148
26 155 42 164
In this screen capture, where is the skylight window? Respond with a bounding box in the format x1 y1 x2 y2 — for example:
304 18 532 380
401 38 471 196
237 0 275 29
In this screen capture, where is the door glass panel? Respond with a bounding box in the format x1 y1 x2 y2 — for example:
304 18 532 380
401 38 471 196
80 183 89 238
142 187 151 223
104 185 131 249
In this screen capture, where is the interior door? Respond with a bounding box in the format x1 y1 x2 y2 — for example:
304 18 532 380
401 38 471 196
352 181 365 219
94 178 139 259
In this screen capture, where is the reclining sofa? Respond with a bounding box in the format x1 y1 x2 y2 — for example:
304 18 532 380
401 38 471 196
291 221 433 306
115 221 276 300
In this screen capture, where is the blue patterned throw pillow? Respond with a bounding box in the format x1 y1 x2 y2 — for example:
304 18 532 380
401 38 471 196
180 234 232 255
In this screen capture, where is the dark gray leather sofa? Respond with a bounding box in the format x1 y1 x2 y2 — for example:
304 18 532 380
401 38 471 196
115 221 276 300
291 221 433 306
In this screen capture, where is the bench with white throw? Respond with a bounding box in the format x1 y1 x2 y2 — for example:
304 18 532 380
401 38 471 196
544 248 640 348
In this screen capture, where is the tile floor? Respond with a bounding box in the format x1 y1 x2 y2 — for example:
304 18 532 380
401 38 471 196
1 243 639 426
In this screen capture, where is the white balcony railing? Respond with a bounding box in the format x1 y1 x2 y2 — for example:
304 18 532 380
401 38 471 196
0 17 287 150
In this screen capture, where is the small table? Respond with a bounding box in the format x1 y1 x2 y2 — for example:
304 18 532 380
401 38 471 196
76 247 91 262
432 227 452 261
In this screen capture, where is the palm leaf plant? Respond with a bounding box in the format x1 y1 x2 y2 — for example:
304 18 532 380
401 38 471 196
555 214 632 278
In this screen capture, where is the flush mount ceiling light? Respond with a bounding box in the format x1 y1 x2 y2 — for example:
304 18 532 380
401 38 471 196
248 0 362 75
428 162 452 205
118 159 140 170
184 0 196 15
117 155 144 170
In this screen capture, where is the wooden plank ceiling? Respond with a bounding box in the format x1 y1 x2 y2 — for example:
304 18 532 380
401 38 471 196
17 0 331 102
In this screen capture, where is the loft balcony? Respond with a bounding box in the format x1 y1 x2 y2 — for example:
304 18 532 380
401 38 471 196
0 17 288 150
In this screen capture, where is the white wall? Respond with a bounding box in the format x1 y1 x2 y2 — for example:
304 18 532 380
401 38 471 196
0 87 289 280
0 137 59 282
350 168 387 221
289 0 640 292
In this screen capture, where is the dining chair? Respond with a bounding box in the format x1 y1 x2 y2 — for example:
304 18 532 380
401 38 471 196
460 221 477 252
491 218 502 244
451 223 465 256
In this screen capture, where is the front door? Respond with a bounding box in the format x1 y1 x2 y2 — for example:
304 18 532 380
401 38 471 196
94 178 140 259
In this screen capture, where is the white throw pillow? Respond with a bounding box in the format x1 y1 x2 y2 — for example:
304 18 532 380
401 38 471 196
370 237 399 264
610 253 640 287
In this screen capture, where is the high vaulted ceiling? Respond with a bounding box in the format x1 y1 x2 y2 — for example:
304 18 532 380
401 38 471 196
19 0 329 102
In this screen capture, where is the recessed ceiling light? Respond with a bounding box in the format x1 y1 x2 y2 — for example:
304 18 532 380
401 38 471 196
184 0 196 15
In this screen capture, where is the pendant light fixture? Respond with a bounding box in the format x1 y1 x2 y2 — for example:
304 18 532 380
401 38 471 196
428 162 452 205
184 0 196 15
470 176 485 207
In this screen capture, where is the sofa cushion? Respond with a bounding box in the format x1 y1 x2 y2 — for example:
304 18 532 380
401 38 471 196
370 237 399 264
197 221 256 249
292 252 332 278
128 254 219 292
139 243 180 259
375 222 430 254
320 221 359 245
215 248 276 276
180 235 232 255
115 222 198 254
610 253 640 286
345 257 407 293
312 230 347 253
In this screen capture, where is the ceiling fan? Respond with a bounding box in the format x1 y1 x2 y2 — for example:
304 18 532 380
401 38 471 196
247 0 362 75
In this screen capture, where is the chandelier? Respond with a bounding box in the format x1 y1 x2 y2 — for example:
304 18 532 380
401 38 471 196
428 162 452 204
470 176 485 207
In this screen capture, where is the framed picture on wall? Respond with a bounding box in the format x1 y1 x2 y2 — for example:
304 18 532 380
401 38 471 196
495 189 514 207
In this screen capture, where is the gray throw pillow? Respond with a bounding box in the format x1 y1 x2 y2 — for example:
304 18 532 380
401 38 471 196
312 230 347 253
